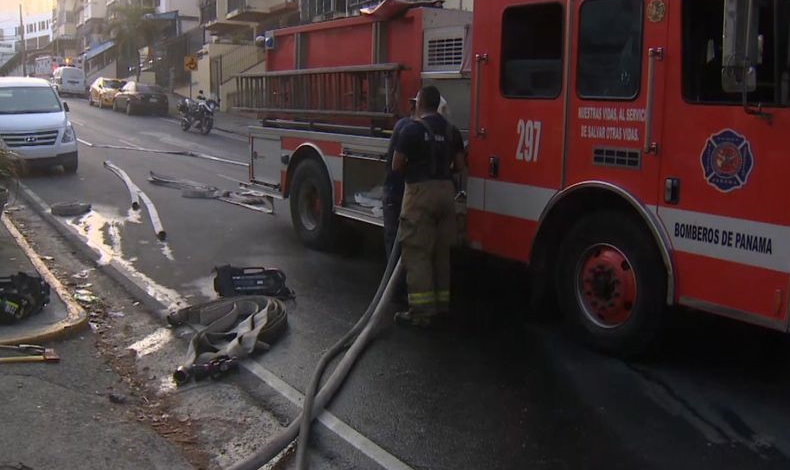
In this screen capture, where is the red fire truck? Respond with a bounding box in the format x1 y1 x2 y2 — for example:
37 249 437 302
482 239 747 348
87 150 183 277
237 0 790 353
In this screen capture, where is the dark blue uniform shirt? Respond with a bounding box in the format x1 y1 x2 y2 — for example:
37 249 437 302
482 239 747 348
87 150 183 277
384 117 412 203
395 113 463 184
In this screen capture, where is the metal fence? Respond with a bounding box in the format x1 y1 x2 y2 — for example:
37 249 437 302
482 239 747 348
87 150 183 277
209 44 265 97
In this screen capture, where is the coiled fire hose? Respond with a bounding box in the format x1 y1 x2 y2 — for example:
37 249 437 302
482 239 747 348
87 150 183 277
229 240 403 470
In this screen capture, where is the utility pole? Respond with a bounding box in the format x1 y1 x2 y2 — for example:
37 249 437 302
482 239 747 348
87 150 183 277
19 4 26 76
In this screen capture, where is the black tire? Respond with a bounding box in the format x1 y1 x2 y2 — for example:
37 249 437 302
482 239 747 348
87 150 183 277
289 159 336 250
180 118 190 131
112 99 118 112
556 211 666 356
62 155 78 174
200 117 213 135
126 102 134 116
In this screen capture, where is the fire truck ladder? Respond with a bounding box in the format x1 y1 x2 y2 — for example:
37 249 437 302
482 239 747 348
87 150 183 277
233 63 403 126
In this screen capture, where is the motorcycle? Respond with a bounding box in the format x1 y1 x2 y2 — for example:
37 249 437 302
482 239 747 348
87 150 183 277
177 96 219 135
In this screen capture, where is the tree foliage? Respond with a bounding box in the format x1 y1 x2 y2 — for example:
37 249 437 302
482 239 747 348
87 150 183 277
107 4 160 81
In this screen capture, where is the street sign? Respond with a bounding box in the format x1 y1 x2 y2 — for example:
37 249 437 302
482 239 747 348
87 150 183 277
184 55 198 72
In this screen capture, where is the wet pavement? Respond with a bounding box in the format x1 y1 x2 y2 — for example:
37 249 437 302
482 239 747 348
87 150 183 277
7 98 790 469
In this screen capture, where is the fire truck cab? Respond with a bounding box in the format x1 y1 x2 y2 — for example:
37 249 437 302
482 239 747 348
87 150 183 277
244 0 790 354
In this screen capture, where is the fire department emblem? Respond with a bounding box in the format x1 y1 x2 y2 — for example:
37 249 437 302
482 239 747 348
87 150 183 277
647 0 666 23
701 129 754 192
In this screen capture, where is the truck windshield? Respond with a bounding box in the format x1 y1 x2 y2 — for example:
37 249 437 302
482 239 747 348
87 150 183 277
683 0 790 106
0 86 62 114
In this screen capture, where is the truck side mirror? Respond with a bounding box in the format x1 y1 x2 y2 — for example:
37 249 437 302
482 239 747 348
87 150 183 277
722 0 758 93
63 102 69 112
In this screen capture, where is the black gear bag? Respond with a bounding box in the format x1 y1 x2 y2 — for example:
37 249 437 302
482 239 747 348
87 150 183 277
213 265 295 301
0 272 51 324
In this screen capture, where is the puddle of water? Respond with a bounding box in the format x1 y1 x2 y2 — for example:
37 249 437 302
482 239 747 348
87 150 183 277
160 243 175 261
68 206 187 310
128 327 173 357
126 207 142 224
71 207 123 265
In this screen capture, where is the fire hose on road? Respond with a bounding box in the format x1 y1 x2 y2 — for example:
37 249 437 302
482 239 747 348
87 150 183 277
103 161 166 240
229 241 403 470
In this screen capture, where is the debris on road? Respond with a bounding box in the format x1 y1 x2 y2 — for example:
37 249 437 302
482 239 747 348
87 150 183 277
73 289 99 304
72 269 93 280
0 344 60 364
50 201 92 217
148 171 220 198
148 171 273 214
108 392 127 404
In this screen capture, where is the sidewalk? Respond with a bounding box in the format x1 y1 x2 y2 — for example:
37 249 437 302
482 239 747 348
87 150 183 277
0 213 87 345
0 212 194 470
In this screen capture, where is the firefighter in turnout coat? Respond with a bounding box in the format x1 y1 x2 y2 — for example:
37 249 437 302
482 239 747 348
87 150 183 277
391 85 465 327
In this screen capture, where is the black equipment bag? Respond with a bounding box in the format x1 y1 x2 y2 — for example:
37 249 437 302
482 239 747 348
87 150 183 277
213 265 295 300
0 272 50 324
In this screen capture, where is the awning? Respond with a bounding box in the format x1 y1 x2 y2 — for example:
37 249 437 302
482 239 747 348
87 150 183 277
85 41 115 61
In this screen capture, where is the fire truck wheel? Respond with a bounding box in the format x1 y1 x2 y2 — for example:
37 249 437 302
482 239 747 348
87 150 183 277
290 159 335 250
557 210 666 356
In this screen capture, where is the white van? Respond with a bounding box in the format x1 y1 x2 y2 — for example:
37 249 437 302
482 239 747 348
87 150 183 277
52 66 86 97
0 77 79 172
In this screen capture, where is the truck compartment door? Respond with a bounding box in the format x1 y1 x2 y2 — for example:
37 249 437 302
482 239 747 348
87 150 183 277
251 134 285 189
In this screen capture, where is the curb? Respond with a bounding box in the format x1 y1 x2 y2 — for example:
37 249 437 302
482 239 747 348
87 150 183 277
15 183 173 322
0 214 89 345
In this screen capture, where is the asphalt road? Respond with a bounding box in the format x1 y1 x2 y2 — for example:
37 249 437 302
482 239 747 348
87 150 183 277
18 98 790 469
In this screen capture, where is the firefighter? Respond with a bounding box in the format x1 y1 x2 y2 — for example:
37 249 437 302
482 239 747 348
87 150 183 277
383 99 416 265
391 85 465 327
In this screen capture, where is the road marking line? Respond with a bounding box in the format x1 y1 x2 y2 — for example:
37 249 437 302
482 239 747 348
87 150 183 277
70 118 85 126
118 138 143 149
243 361 414 470
77 138 94 147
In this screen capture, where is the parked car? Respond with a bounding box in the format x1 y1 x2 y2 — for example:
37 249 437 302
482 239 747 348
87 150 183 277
112 81 168 116
52 66 86 97
0 77 78 173
88 77 126 109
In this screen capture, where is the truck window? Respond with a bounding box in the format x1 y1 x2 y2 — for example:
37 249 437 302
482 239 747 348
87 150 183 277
683 0 790 106
577 0 643 100
500 3 564 99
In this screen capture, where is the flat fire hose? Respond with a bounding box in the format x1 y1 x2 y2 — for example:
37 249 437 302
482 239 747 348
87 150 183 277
229 241 403 470
148 171 274 213
168 296 287 384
